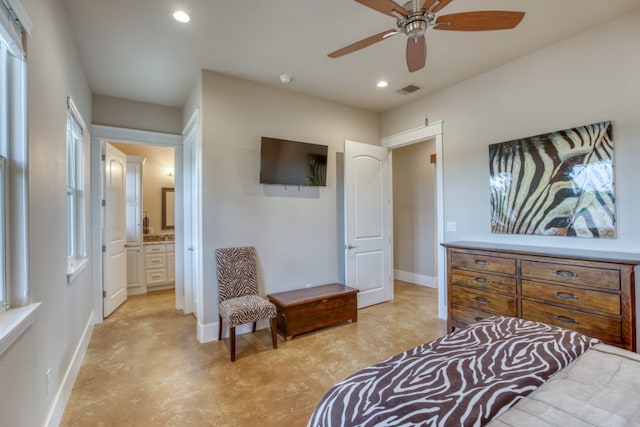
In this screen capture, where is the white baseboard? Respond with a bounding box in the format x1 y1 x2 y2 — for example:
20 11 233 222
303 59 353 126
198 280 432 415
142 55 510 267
44 310 94 427
197 319 271 343
394 270 437 288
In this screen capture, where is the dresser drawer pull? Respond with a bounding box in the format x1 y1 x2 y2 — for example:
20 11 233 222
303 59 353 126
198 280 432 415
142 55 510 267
474 277 489 284
474 260 489 266
555 270 577 278
474 296 490 304
554 315 579 325
555 291 578 300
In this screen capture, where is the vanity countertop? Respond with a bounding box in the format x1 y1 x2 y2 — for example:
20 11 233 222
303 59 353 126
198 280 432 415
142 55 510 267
143 241 174 246
143 234 174 244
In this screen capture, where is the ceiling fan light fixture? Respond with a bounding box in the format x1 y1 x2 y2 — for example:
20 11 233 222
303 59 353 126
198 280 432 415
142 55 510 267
172 10 191 23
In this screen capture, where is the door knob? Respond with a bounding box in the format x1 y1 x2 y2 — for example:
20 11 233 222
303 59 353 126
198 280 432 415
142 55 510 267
346 244 357 250
188 247 195 251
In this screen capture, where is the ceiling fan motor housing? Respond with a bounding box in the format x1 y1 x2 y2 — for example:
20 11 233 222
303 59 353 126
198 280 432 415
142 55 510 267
403 12 428 39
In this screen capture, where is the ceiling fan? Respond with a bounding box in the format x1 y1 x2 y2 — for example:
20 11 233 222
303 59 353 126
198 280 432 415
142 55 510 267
329 0 525 72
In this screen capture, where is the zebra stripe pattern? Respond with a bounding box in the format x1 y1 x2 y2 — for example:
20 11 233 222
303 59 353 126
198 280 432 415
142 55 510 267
308 316 598 427
215 247 260 303
216 246 276 327
489 121 615 238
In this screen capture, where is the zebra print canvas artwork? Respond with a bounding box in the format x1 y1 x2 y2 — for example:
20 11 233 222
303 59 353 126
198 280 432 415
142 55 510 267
489 121 615 238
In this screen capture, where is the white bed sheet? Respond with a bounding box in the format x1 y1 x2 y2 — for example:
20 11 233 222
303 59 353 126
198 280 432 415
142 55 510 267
489 343 640 427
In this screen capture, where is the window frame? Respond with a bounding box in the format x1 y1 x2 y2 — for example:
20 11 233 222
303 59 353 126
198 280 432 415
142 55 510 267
66 96 88 282
0 0 37 357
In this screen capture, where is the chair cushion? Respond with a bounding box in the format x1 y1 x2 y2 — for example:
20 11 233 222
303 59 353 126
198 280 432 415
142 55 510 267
219 295 277 328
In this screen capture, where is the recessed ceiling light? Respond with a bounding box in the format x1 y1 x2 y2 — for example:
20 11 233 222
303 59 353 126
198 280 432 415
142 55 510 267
173 10 191 23
377 81 389 88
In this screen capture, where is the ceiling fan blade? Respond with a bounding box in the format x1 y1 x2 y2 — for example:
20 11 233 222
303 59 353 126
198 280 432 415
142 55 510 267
328 29 398 58
406 36 426 72
355 0 408 18
430 0 454 13
435 11 525 31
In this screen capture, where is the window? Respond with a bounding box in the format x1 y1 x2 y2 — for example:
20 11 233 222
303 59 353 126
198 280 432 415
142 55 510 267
0 0 30 319
66 97 87 280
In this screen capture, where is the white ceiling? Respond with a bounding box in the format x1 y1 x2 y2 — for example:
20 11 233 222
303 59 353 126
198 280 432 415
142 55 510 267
61 0 640 113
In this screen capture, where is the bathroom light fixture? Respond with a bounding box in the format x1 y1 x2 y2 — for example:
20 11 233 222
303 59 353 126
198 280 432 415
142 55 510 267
173 10 191 23
377 80 389 88
279 74 292 84
166 167 175 177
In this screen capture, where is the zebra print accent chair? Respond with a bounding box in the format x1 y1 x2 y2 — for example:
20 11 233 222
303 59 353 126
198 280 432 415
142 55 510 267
215 246 278 362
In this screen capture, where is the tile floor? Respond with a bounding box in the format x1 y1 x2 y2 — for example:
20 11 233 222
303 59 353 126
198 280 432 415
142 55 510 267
61 281 443 426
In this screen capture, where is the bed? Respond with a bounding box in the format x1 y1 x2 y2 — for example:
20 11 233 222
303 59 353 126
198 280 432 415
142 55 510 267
308 316 640 426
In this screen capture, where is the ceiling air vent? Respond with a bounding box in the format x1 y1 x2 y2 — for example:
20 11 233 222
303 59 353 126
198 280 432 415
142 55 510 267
396 84 421 95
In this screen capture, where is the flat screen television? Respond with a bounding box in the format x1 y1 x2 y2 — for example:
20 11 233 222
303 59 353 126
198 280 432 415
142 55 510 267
260 137 328 186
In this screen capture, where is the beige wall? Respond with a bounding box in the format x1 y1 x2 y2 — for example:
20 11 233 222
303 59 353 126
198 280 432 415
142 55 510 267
393 140 437 280
382 11 640 341
93 94 183 134
110 143 175 236
382 10 640 254
1 0 93 425
198 70 380 326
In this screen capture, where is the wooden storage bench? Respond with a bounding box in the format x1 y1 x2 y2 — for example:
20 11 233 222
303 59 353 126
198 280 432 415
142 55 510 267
268 283 358 340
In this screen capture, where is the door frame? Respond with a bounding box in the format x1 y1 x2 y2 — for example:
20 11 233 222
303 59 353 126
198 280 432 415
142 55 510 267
380 121 446 319
182 109 202 322
90 125 183 324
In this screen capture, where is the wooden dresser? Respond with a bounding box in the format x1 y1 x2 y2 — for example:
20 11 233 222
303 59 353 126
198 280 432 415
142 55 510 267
443 241 639 351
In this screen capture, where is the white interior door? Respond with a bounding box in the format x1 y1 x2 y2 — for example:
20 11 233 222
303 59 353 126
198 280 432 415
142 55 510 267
344 140 393 308
183 112 201 317
103 143 127 317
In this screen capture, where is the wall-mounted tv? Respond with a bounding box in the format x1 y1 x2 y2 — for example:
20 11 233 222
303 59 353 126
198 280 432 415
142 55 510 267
260 137 328 186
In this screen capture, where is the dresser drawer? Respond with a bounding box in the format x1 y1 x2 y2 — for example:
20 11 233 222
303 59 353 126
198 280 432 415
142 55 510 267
521 260 620 290
522 299 622 344
451 285 517 316
450 304 499 330
522 280 620 316
451 251 516 275
451 269 516 296
145 253 166 269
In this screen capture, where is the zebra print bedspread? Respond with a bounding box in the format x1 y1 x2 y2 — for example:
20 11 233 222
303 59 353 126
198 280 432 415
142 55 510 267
308 316 599 427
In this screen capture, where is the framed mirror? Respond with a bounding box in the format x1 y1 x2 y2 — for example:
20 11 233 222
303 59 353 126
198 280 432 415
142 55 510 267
162 187 175 230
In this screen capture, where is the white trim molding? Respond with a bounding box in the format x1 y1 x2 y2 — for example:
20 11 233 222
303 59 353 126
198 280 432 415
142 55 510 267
381 121 447 320
90 125 183 325
44 311 94 427
0 302 40 357
394 270 437 288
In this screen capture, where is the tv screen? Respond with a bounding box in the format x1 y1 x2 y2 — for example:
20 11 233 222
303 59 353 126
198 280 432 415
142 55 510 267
260 137 328 186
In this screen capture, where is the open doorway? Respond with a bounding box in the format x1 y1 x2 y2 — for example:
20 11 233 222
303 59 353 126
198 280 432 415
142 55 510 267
392 139 437 288
110 143 176 299
90 125 186 325
380 121 446 319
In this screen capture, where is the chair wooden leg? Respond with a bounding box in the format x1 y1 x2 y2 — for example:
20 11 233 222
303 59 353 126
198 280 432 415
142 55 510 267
218 315 223 341
230 326 236 362
271 317 278 349
252 322 257 333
